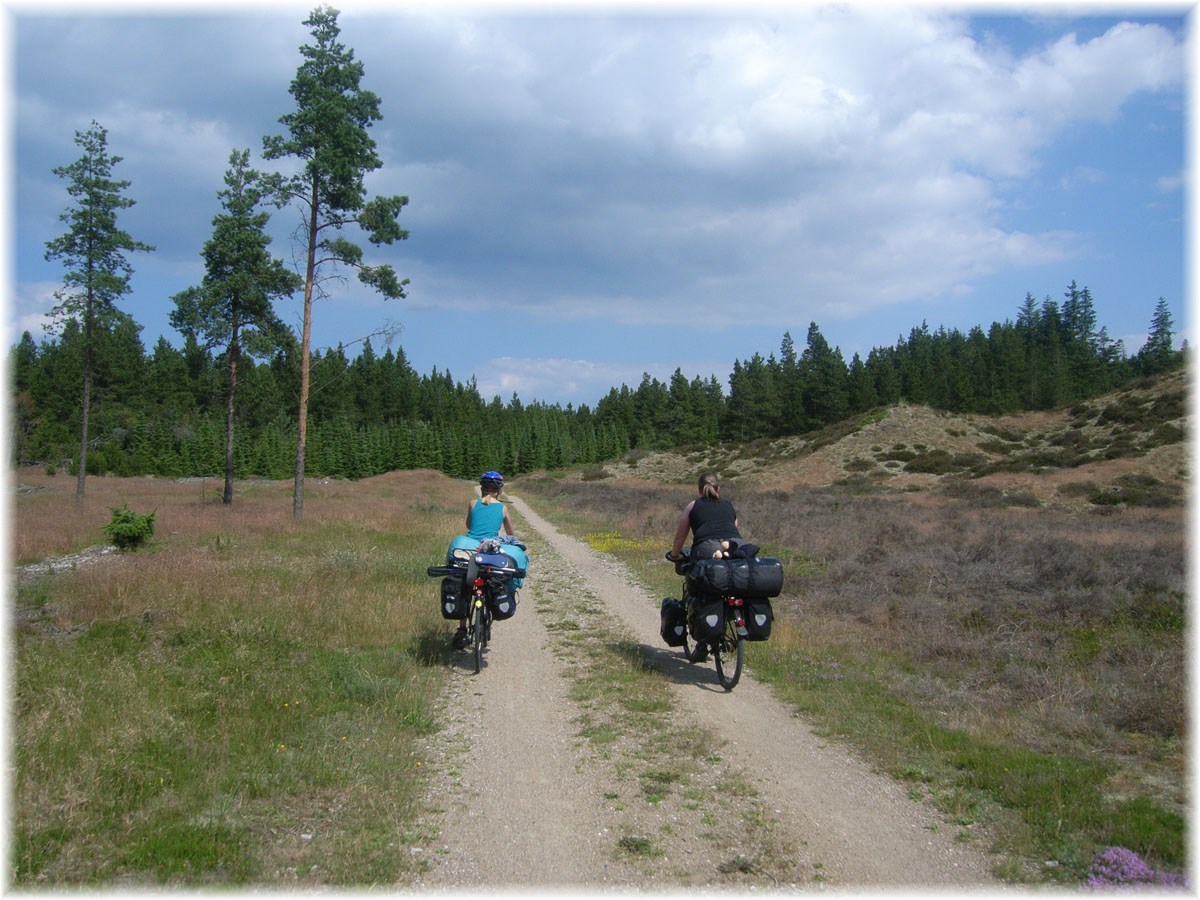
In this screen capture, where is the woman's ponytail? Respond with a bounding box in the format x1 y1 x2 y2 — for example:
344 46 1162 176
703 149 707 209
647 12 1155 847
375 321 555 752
697 472 720 502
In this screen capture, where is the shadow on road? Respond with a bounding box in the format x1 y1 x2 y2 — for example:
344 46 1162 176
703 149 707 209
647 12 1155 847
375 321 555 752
615 639 734 694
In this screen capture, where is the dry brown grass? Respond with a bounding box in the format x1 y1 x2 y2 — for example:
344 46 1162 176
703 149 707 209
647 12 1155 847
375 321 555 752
14 467 463 644
518 382 1189 836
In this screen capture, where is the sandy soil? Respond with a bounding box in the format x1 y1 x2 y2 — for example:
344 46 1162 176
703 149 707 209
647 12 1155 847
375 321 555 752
408 495 1006 893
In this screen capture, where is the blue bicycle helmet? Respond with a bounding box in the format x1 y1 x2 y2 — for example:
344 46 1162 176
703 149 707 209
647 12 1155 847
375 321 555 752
480 470 505 493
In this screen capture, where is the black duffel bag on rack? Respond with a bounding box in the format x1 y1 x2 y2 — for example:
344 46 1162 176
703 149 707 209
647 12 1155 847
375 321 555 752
687 557 784 599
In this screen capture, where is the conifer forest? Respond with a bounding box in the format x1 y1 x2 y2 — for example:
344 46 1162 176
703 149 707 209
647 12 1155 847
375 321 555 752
11 286 1183 482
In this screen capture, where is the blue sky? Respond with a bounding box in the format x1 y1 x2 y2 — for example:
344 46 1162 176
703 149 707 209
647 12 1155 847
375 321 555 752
7 1 1190 409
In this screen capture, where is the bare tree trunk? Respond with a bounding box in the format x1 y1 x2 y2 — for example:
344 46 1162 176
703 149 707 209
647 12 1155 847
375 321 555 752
293 179 320 521
224 328 239 506
75 301 94 507
76 347 90 507
293 291 312 520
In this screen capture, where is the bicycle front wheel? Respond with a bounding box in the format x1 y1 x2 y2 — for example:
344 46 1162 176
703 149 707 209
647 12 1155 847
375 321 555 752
472 600 486 674
713 617 743 690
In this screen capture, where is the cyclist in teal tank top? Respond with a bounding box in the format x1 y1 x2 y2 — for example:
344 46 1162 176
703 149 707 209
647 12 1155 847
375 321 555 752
466 496 506 539
453 471 515 647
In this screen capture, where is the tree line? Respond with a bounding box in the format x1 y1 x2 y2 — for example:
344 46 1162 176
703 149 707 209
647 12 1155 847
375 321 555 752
594 286 1181 449
11 284 1182 482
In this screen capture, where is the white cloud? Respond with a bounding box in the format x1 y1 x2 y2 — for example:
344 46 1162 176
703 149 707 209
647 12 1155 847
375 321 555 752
376 12 1183 330
1157 172 1185 193
475 356 642 404
9 282 60 344
1013 22 1182 123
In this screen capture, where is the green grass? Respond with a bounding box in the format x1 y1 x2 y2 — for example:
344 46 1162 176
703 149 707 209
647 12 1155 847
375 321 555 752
13 472 464 887
616 834 662 859
15 602 445 885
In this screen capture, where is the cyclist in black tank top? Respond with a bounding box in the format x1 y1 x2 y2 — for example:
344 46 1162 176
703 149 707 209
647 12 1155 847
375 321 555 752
668 472 741 561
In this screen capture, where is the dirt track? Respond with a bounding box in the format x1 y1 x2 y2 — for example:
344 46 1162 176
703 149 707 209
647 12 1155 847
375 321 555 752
408 495 1005 891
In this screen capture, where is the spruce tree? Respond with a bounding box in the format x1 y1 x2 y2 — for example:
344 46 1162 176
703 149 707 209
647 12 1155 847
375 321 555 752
800 322 849 428
1139 298 1179 375
43 121 153 502
265 5 410 518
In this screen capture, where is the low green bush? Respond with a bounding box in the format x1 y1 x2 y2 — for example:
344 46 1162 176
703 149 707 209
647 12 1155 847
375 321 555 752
102 504 157 551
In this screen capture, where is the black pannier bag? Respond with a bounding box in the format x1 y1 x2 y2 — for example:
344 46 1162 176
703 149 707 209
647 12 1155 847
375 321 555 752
688 557 784 598
688 593 725 643
660 597 687 647
742 597 774 641
487 578 517 620
440 575 469 620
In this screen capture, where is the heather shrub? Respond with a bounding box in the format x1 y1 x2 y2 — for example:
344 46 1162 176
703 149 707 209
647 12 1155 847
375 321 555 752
516 465 1187 882
1086 846 1189 889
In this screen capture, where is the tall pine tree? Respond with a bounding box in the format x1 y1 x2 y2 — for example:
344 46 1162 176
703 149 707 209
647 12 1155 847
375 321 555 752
44 121 154 502
264 5 410 519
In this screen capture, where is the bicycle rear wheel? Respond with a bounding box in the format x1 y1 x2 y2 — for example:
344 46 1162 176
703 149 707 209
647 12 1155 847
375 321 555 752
713 617 743 690
472 599 486 674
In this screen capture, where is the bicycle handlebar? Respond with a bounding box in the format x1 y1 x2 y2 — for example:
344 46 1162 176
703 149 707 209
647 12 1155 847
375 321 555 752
428 563 527 579
665 549 693 576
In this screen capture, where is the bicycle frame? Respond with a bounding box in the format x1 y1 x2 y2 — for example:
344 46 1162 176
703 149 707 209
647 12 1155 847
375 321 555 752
468 579 491 673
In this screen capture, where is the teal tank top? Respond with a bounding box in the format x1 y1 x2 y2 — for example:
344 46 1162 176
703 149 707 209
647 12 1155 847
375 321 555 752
466 499 505 540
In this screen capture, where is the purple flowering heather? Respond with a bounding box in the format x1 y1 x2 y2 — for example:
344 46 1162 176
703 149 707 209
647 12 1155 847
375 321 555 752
1086 846 1190 890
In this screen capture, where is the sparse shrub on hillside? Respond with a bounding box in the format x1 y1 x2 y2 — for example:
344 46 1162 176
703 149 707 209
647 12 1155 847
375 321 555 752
945 481 1041 508
1150 392 1185 421
1050 428 1089 449
832 473 888 493
1057 482 1097 499
980 425 1025 443
1147 423 1184 448
903 449 985 475
1088 474 1182 509
1094 389 1184 434
976 438 1021 455
1097 398 1145 426
580 466 610 481
940 480 1006 505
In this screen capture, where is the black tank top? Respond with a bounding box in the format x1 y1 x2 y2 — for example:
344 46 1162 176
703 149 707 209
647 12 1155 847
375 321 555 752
688 498 742 545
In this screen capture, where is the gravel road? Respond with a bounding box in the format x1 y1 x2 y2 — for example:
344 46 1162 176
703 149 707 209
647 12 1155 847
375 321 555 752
408 495 1005 892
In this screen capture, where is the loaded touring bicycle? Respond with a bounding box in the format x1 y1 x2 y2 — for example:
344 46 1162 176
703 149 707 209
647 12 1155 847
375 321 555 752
660 545 784 690
429 535 528 674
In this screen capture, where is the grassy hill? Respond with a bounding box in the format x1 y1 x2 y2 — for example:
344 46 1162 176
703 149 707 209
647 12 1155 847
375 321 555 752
590 368 1187 510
